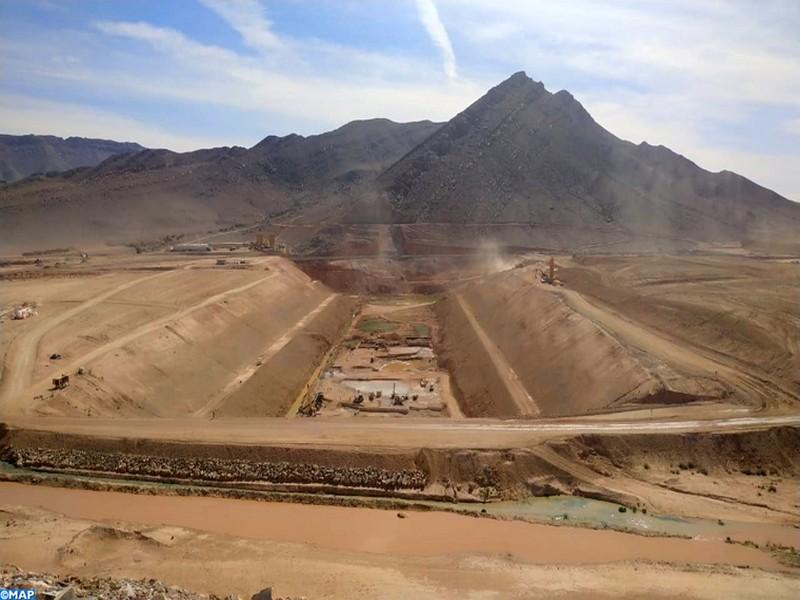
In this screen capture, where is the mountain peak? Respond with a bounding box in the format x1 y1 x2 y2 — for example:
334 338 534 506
494 70 544 92
507 70 530 82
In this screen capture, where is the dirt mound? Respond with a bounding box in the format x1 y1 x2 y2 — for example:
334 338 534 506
65 524 164 548
56 525 165 569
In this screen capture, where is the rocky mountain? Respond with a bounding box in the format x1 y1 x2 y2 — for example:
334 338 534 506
1 74 798 255
0 119 441 252
366 72 800 252
0 134 144 183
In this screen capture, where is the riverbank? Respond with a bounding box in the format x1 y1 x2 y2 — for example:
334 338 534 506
2 483 800 599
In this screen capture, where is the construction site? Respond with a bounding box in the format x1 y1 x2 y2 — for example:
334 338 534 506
298 298 460 418
1 234 799 599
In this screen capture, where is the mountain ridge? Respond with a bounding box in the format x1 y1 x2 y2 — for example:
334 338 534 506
369 71 798 252
0 134 145 183
0 74 797 254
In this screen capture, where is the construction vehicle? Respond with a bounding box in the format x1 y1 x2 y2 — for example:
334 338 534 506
537 257 563 286
52 374 70 390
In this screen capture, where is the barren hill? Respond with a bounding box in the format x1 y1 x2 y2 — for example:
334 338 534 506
369 72 800 253
2 74 799 255
0 134 144 183
0 119 440 252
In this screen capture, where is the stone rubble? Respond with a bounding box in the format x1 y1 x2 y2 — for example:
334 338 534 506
7 447 427 491
0 567 306 600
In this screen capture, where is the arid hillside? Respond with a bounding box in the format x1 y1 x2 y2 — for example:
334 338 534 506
370 72 800 253
0 119 440 253
0 134 144 183
2 74 799 256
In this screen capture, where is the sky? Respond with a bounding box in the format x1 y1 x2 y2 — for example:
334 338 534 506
1 0 799 200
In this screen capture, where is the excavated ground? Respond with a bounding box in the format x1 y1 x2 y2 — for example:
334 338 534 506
1 249 799 599
298 252 800 420
4 250 795 421
298 298 461 418
1 249 798 529
2 424 799 524
0 252 355 418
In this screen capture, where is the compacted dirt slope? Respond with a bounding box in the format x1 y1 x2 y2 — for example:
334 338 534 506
560 255 800 404
437 267 715 417
437 255 799 417
0 257 350 417
215 294 357 417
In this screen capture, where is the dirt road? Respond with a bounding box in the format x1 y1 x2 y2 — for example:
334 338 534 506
4 414 798 449
456 294 540 416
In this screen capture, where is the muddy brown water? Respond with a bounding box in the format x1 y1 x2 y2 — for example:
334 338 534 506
0 482 786 570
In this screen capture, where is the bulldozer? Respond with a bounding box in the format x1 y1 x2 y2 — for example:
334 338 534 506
52 374 70 390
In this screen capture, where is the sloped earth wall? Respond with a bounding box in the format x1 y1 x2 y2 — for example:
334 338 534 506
4 425 797 506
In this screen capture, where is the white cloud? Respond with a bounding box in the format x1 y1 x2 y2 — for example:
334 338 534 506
95 20 238 65
784 119 800 135
197 0 283 53
415 0 457 80
85 20 481 130
0 93 227 151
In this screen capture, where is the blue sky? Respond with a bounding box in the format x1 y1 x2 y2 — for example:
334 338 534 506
1 0 799 200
